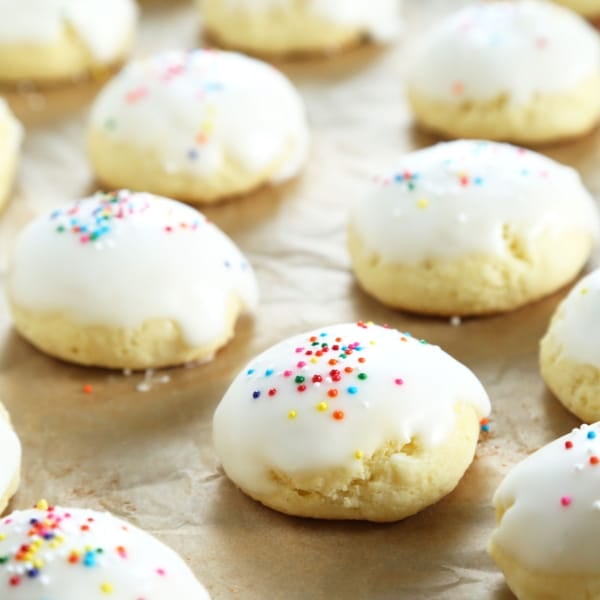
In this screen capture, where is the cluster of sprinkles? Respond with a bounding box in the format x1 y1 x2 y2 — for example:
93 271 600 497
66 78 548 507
0 500 167 594
50 190 207 246
245 322 429 460
104 49 226 164
371 142 553 211
0 500 167 600
557 424 600 510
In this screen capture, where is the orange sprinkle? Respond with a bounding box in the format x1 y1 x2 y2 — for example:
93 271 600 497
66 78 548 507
358 357 366 363
327 389 338 398
82 384 93 394
591 456 599 465
328 359 337 366
333 410 345 421
344 367 353 373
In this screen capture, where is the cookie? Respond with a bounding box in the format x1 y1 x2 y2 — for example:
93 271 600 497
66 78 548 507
0 99 22 212
0 403 21 515
407 0 600 144
88 49 309 204
213 322 490 522
552 0 600 19
540 268 600 422
489 422 600 600
199 0 402 57
7 190 259 369
0 501 210 598
0 0 137 85
348 140 599 316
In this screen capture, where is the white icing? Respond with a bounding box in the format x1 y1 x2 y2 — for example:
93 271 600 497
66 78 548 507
491 422 600 572
8 190 259 347
0 0 137 62
350 140 600 264
0 99 23 163
213 322 490 495
0 411 20 503
409 0 600 104
546 268 600 368
89 50 309 182
0 505 210 598
211 0 402 42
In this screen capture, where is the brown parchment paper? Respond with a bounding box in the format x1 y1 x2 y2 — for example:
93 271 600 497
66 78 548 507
1 1 597 598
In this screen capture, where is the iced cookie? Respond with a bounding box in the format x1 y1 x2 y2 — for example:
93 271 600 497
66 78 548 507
213 322 491 521
540 269 600 422
0 501 210 598
407 0 600 144
0 403 21 514
348 140 599 316
198 0 402 57
553 0 600 19
489 423 600 600
7 190 259 369
88 49 309 204
0 0 137 85
0 100 22 212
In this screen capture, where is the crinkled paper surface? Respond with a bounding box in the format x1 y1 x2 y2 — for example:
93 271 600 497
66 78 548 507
0 1 596 598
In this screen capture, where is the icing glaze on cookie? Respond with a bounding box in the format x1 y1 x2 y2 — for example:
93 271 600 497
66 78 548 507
89 50 309 182
0 0 137 62
492 422 600 572
0 502 210 598
350 140 599 264
8 190 258 346
546 269 600 368
212 0 402 42
214 322 490 494
409 0 600 103
0 409 20 504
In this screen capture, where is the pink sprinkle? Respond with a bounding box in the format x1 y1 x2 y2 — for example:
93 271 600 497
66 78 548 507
295 347 304 353
283 370 292 377
156 568 166 577
297 361 306 368
80 235 90 244
395 378 404 385
561 496 572 507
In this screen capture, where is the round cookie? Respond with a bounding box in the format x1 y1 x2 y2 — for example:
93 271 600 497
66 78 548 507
0 501 210 598
348 140 599 316
198 0 402 57
540 269 600 422
0 100 23 213
213 322 491 522
552 0 600 19
489 422 600 600
0 403 21 515
407 0 600 145
7 190 259 369
88 49 309 204
0 0 137 85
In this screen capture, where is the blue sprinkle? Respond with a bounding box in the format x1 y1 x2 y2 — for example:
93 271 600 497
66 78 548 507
83 551 96 567
265 369 274 377
394 174 404 182
188 149 198 160
319 332 327 337
347 386 358 395
588 431 597 439
252 391 260 399
481 424 490 432
247 368 255 375
474 176 483 185
26 568 39 578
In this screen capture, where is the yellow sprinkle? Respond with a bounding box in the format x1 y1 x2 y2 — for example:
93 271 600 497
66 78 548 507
581 288 589 295
369 340 376 345
310 357 318 364
35 499 48 511
316 402 328 412
417 198 429 209
0 534 5 541
354 450 364 459
100 583 114 594
366 321 374 326
287 410 297 420
33 559 44 568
